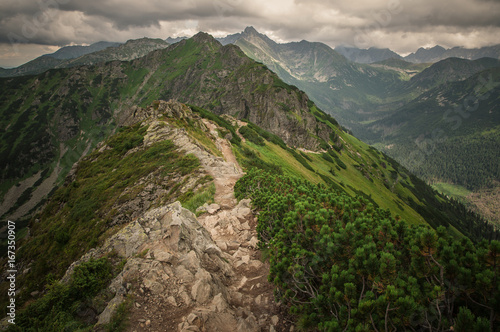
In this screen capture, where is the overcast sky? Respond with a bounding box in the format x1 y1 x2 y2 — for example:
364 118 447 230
1 0 499 67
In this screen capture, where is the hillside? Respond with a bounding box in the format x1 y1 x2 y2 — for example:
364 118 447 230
364 67 500 204
0 32 332 224
55 38 169 69
224 28 500 223
404 57 500 91
0 30 498 328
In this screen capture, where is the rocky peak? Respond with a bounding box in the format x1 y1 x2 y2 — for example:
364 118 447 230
192 31 222 47
243 26 259 35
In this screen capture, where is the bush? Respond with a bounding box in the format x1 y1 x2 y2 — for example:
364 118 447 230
239 126 265 146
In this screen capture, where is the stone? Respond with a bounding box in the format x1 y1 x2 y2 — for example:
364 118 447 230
248 236 259 249
249 260 264 269
207 203 220 214
95 295 124 327
191 278 212 304
215 240 227 251
153 249 173 262
227 241 240 250
144 280 164 295
271 315 279 325
211 293 228 312
167 296 178 307
145 319 151 327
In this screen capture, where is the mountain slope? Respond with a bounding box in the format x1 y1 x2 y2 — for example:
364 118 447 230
0 100 292 330
2 32 493 238
222 28 500 223
366 67 500 192
0 38 169 78
334 46 402 63
405 57 500 90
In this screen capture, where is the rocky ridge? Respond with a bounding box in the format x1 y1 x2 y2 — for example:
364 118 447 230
59 101 289 331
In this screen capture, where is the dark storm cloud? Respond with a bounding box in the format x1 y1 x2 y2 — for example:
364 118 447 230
1 0 499 67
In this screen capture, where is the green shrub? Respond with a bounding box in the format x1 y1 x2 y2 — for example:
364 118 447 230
239 126 265 146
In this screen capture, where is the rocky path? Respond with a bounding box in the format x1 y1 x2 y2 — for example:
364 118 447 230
89 114 291 332
55 106 290 332
191 119 291 331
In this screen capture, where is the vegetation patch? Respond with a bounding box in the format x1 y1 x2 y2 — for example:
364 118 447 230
235 169 499 332
10 258 115 331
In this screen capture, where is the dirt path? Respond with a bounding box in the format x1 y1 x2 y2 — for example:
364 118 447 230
201 119 243 208
195 119 291 331
120 117 290 331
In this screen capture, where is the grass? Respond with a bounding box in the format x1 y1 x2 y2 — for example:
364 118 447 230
234 120 428 226
181 182 216 214
432 182 472 200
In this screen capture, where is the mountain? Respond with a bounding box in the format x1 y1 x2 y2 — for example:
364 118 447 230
0 32 332 224
0 38 170 78
369 58 430 80
365 67 500 192
405 44 500 63
0 41 120 77
222 28 500 222
230 27 404 129
56 37 169 68
404 45 447 63
216 32 242 45
334 46 403 63
1 31 490 232
404 57 500 90
0 32 497 331
165 36 188 44
46 41 121 60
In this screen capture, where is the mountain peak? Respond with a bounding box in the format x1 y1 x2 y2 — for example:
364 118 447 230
192 31 221 47
243 26 259 35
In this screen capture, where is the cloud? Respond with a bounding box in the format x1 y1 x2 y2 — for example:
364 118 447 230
1 0 500 66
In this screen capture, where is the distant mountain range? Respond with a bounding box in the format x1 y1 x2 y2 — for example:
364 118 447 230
0 39 168 77
334 46 402 63
405 44 500 63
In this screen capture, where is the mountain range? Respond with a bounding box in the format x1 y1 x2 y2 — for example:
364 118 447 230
207 27 500 223
0 39 168 78
0 29 498 331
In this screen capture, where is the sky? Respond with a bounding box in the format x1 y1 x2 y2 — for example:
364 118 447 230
1 0 499 67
